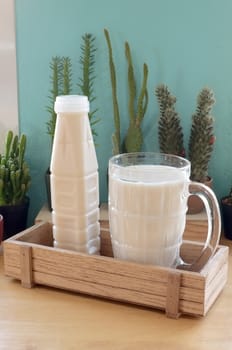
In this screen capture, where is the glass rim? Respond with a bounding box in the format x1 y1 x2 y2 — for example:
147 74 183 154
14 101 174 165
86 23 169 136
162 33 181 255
109 152 190 169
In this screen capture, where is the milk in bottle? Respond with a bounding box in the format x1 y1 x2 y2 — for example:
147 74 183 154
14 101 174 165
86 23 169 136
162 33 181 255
50 95 100 253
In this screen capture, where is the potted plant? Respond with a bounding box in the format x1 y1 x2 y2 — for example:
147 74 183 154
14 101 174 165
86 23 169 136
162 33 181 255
155 85 216 214
0 130 31 239
221 188 232 240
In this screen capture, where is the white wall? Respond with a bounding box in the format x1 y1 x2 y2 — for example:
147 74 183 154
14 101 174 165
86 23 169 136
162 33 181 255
0 0 18 151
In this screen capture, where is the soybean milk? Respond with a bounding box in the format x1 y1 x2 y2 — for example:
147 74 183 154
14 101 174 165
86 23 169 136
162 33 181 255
51 98 100 254
109 165 189 267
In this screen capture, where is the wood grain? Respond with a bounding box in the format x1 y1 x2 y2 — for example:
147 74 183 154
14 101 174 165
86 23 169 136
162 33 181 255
3 219 228 318
0 230 232 349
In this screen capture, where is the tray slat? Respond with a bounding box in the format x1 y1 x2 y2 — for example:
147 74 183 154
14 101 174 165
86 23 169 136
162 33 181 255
3 221 229 318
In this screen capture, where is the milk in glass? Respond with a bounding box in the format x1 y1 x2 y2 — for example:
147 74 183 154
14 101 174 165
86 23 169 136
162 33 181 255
109 164 189 266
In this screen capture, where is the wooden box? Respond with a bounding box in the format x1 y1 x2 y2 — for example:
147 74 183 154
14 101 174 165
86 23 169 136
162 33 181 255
3 217 228 319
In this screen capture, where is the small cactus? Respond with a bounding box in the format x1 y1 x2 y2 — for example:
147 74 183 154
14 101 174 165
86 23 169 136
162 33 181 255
189 87 216 181
155 84 185 157
0 131 31 205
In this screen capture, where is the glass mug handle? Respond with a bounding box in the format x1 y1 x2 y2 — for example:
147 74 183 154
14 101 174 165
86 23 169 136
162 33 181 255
178 182 221 272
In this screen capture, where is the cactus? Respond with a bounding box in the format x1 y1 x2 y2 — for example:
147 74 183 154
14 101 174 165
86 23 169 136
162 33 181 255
155 85 216 183
104 29 149 154
155 84 185 157
0 131 31 206
189 87 216 181
124 42 148 152
46 56 72 145
78 33 100 142
104 28 121 155
47 37 99 147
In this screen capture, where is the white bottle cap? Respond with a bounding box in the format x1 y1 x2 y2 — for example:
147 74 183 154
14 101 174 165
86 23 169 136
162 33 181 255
54 95 89 113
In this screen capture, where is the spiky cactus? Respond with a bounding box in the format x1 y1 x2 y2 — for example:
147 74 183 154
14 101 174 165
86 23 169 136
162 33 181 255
46 56 72 145
189 87 216 181
155 84 185 157
78 33 100 141
104 29 149 154
124 42 148 152
0 131 31 205
104 28 121 155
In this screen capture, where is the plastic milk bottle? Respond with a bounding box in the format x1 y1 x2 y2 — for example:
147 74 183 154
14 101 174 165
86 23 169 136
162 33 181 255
50 95 100 254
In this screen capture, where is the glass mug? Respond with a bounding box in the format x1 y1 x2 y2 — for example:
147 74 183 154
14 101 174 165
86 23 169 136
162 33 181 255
108 152 221 270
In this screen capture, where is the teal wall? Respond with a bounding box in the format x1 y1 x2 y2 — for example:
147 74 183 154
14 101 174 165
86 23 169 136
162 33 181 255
15 0 232 224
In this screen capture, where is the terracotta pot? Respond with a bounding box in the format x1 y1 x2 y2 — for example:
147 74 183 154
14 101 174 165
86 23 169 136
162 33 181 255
221 196 232 240
187 177 213 215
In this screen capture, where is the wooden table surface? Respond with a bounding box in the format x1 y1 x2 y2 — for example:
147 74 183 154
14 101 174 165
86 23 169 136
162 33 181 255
0 236 232 350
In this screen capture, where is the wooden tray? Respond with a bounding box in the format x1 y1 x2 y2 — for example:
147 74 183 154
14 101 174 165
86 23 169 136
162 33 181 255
3 221 228 319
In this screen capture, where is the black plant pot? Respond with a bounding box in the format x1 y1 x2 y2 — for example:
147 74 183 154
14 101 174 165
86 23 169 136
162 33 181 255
0 197 30 240
221 197 232 240
45 167 52 212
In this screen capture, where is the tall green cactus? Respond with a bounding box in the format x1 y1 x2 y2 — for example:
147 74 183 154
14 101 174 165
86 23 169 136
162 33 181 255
46 56 72 145
0 131 31 205
104 29 149 154
124 42 148 152
156 84 216 182
189 87 216 181
104 28 121 155
155 84 185 157
78 33 100 142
